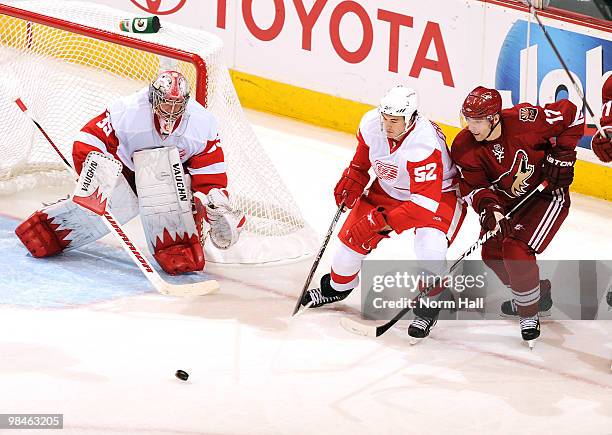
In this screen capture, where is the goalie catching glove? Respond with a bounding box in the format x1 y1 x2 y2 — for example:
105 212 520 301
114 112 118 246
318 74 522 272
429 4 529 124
195 188 246 250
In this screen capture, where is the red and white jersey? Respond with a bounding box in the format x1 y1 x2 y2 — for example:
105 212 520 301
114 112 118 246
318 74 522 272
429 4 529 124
345 109 458 232
72 88 227 194
355 109 457 212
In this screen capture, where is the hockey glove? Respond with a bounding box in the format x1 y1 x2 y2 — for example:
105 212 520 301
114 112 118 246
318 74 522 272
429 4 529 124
591 128 612 163
334 164 370 209
479 200 511 240
196 188 246 250
345 207 389 251
542 148 576 191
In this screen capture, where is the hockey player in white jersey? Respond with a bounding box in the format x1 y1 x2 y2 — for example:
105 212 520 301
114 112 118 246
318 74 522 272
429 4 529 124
16 70 245 275
300 86 466 341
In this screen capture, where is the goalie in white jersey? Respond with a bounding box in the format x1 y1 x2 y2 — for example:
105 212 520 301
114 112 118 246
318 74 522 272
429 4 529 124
15 70 245 275
300 86 466 340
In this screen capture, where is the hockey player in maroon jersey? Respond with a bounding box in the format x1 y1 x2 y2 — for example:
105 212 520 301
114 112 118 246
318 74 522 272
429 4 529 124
451 86 584 346
300 86 466 342
15 70 245 275
591 74 612 163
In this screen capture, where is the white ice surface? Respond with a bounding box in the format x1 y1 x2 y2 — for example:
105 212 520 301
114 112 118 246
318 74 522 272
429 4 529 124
0 109 610 434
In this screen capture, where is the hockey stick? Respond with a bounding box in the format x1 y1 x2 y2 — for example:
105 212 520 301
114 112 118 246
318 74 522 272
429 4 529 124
340 181 548 337
523 0 607 138
292 200 346 316
14 98 219 297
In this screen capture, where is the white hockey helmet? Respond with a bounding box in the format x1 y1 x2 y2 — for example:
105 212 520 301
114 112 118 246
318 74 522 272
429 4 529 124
149 70 190 134
379 85 418 119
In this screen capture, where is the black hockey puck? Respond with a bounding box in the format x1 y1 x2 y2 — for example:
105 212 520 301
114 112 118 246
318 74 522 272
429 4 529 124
175 369 189 381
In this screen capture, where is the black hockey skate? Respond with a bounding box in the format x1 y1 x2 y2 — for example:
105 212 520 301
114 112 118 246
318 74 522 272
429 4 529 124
408 304 440 344
501 279 552 317
519 314 540 349
607 290 612 308
300 273 353 309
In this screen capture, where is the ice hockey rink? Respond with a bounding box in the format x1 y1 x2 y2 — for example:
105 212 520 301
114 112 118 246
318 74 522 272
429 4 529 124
0 109 611 434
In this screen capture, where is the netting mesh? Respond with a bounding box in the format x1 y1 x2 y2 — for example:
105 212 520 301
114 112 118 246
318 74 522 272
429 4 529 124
0 0 316 263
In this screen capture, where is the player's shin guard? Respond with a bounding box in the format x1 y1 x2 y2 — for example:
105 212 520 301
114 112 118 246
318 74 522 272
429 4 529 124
503 238 542 317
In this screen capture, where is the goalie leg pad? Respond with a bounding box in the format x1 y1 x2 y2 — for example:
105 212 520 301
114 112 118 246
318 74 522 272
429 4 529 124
133 147 204 274
15 176 139 257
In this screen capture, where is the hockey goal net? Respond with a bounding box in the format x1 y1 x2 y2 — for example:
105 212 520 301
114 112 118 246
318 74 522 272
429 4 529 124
0 0 316 264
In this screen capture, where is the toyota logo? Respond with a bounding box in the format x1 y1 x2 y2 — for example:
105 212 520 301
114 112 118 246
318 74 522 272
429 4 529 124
130 0 186 15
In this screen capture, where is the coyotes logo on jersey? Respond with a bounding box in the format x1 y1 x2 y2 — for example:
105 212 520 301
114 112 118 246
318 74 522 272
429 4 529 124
374 160 398 181
493 149 535 198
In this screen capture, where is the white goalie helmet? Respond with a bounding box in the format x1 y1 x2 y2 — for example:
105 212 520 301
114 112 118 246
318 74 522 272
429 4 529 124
149 70 190 135
379 85 419 118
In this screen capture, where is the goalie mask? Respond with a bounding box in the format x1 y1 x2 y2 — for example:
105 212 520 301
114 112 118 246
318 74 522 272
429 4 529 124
149 70 190 135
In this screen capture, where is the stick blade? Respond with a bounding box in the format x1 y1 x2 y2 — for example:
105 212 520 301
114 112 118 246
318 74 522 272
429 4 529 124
158 279 220 297
339 317 378 337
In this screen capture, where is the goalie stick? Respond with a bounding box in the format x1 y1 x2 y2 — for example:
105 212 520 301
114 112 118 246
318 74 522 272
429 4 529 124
292 200 346 316
14 98 219 297
340 181 548 338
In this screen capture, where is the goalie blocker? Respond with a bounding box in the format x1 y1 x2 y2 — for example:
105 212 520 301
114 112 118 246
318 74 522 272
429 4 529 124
16 147 245 275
